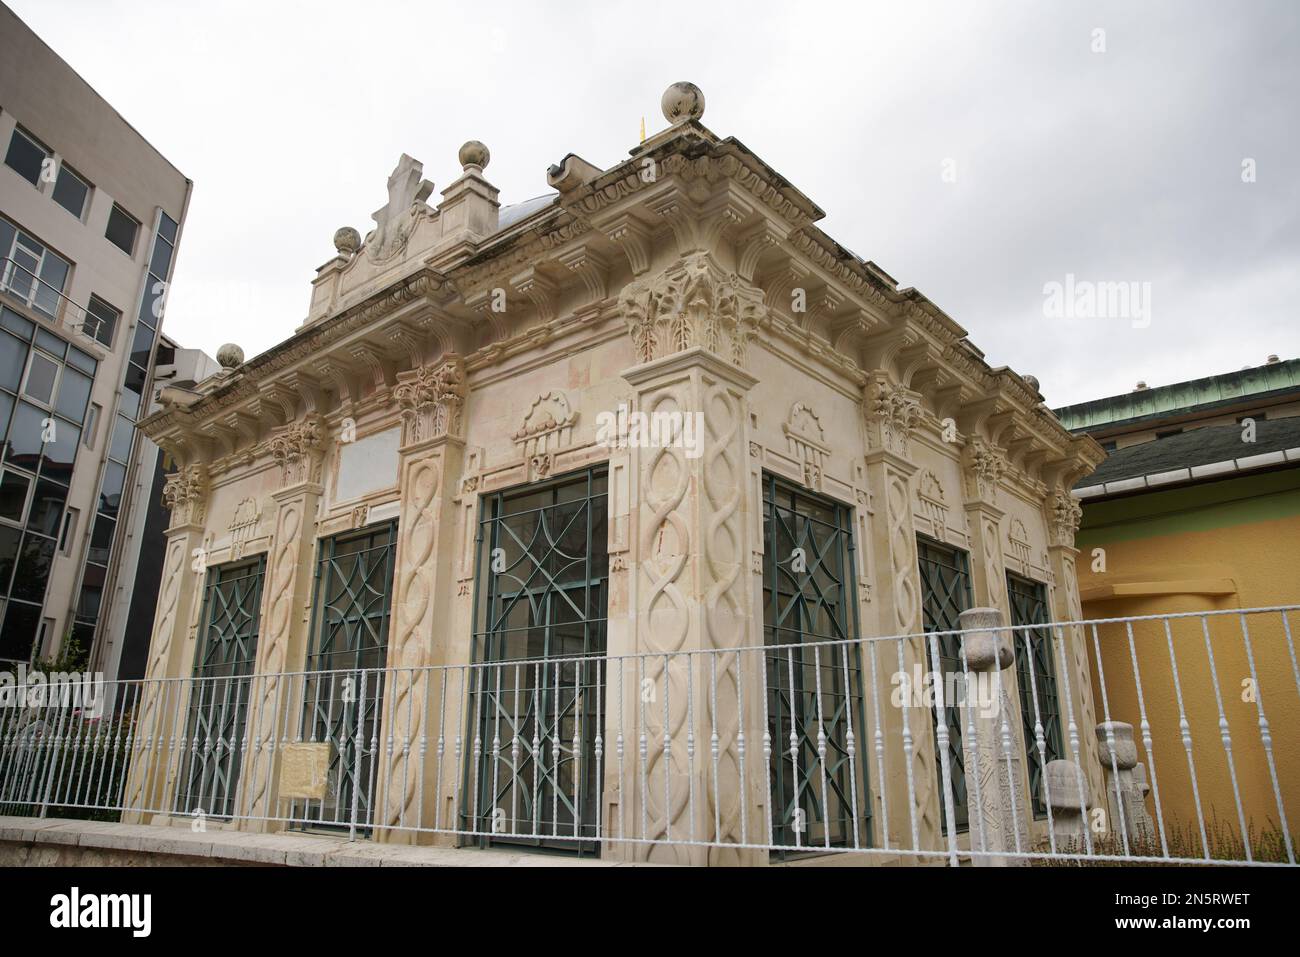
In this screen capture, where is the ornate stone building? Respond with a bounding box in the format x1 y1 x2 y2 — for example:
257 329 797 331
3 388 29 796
131 83 1105 863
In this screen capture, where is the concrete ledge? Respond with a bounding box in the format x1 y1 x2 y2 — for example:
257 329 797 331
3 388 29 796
0 816 656 867
1079 578 1238 602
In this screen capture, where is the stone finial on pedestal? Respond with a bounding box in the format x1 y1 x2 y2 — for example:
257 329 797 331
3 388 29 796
958 606 1015 672
1045 759 1090 851
957 606 1029 865
1096 720 1155 847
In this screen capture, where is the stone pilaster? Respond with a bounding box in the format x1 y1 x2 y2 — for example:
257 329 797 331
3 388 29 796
961 438 1009 611
1044 486 1105 819
610 253 765 864
239 418 324 826
861 373 943 855
377 356 465 840
123 465 208 823
618 346 760 864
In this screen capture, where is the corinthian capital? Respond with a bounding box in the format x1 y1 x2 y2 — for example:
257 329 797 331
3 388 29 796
1048 488 1084 548
394 354 466 446
864 371 921 457
162 464 208 528
270 415 324 488
619 252 765 368
962 436 1008 503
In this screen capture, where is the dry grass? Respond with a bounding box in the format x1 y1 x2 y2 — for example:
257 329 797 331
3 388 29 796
1033 812 1294 865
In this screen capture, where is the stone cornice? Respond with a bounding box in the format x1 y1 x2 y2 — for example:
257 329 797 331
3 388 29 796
140 116 1102 488
139 267 454 444
565 130 822 229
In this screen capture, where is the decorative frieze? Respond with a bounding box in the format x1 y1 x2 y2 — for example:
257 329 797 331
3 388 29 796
227 497 261 559
514 391 577 482
1007 518 1032 575
915 469 951 542
783 402 829 491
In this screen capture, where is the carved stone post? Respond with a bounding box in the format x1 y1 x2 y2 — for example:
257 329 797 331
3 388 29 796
1044 758 1089 851
615 253 764 865
1096 720 1155 848
122 465 208 824
377 356 465 842
861 372 942 854
239 418 324 828
958 606 1030 865
1044 487 1105 816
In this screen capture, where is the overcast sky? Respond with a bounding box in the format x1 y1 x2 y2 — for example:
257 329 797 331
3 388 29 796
12 0 1298 407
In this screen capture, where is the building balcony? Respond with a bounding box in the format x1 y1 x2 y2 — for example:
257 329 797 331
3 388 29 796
1 256 112 348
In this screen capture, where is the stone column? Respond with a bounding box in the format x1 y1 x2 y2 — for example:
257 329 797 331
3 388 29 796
239 417 324 828
122 465 208 824
376 356 465 842
861 372 943 855
957 606 1030 865
1044 487 1105 816
614 253 764 865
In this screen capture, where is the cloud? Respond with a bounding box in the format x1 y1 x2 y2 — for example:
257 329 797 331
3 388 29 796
12 0 1297 407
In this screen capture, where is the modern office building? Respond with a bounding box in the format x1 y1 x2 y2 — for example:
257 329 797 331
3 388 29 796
0 1 193 669
90 334 219 682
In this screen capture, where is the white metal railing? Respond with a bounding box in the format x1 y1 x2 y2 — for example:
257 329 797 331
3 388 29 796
1 605 1296 866
0 255 104 340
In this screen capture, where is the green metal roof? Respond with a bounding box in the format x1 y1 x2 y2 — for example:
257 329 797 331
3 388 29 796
1052 358 1300 432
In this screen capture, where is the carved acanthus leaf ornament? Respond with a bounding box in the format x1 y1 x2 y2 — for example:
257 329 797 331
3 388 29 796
620 253 765 367
161 464 208 528
394 355 466 445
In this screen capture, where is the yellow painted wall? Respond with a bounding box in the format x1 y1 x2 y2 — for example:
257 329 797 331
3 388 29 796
1077 484 1300 854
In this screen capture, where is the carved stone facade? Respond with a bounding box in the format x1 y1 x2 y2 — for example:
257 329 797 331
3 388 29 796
134 83 1104 861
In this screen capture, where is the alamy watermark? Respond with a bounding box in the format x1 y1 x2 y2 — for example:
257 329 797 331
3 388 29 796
595 402 704 459
50 887 151 937
890 665 1001 719
0 665 105 717
1043 273 1152 328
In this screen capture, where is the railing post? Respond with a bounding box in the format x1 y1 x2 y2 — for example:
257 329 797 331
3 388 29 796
958 607 1029 865
1044 758 1089 854
1095 720 1155 849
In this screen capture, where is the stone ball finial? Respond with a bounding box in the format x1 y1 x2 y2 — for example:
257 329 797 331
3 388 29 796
662 81 705 125
333 226 361 256
458 140 490 172
1023 374 1040 394
216 343 244 370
